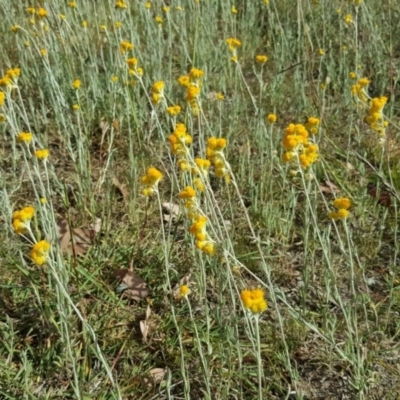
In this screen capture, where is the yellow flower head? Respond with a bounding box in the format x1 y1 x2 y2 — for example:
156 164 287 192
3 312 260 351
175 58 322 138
126 57 138 69
152 81 164 93
0 92 5 107
179 186 196 199
177 75 190 87
333 197 351 210
189 68 204 80
240 289 267 313
226 38 241 52
120 40 134 53
141 167 163 196
267 113 277 123
256 55 268 64
344 14 353 25
30 240 51 266
186 85 200 101
179 284 190 298
17 132 33 144
115 0 127 8
35 149 49 160
166 105 181 116
37 7 47 18
155 16 163 24
72 79 81 89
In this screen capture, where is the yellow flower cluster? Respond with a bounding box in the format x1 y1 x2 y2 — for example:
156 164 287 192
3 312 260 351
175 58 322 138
328 197 351 220
35 149 49 160
206 137 230 183
120 40 134 54
0 68 21 88
141 167 163 196
167 105 181 116
344 14 353 24
126 57 143 78
351 77 370 103
177 68 204 115
30 240 51 266
115 0 127 8
151 81 164 105
240 289 267 314
267 113 277 123
12 206 35 235
72 79 81 89
226 38 241 62
189 215 215 255
255 55 268 64
168 123 193 157
365 96 388 137
17 132 33 144
281 120 319 169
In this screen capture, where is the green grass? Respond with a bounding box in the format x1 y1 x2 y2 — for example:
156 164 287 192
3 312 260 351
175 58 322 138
1 0 400 399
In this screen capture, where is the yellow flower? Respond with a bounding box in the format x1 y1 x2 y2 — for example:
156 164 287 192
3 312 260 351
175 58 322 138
35 149 49 160
40 49 47 56
72 79 81 89
177 75 190 87
179 284 190 298
216 92 224 101
333 198 351 210
240 289 267 313
344 14 353 25
167 105 181 116
126 57 138 69
17 132 33 144
189 68 204 80
163 6 170 12
231 5 238 14
141 167 163 196
152 81 164 93
145 2 151 9
256 55 268 64
11 25 19 32
30 240 51 266
13 206 35 222
179 186 196 199
120 40 134 53
60 14 66 20
226 38 241 52
73 104 80 110
37 7 47 18
115 21 122 28
186 85 200 101
26 7 35 14
111 75 118 82
115 0 127 8
267 113 277 123
349 71 357 79
69 1 77 8
40 197 47 204
155 16 163 24
318 48 325 56
0 92 5 107
82 20 88 27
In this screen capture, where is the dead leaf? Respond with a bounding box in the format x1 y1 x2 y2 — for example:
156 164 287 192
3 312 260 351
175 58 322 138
142 368 167 388
367 183 392 207
114 268 149 301
320 180 340 195
112 176 130 202
56 219 100 256
162 202 180 223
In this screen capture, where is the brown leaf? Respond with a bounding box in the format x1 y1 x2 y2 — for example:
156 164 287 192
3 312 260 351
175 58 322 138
320 180 340 195
114 268 149 301
56 219 99 256
112 176 130 202
367 183 392 207
142 368 166 388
